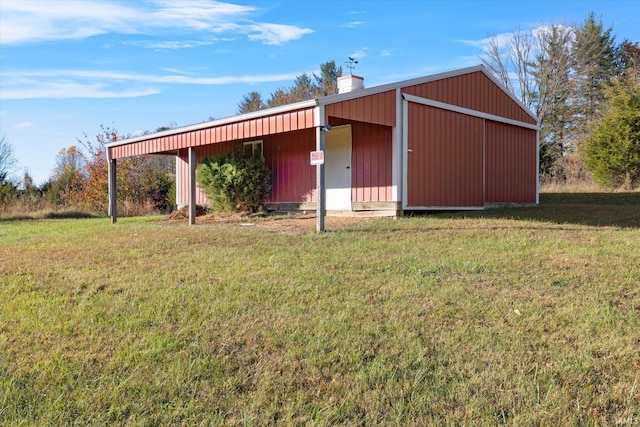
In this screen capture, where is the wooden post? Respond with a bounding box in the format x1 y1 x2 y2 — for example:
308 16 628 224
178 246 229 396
108 157 117 224
188 147 196 225
316 125 325 232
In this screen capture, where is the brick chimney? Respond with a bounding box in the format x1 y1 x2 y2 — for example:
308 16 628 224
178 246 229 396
337 74 365 94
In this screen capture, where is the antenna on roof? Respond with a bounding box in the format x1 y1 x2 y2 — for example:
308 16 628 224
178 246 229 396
346 57 358 75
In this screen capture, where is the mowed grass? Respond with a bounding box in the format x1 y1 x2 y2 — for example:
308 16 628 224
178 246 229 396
1 192 639 426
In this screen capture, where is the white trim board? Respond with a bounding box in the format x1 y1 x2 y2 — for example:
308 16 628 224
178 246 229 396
402 93 540 131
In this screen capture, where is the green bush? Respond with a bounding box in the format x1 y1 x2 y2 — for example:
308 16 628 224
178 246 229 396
196 148 272 213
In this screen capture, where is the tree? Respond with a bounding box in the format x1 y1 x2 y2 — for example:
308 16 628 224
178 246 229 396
0 135 18 204
571 12 620 130
237 91 266 114
289 73 315 102
78 124 175 214
618 39 640 83
583 79 640 189
0 135 17 185
48 146 87 207
313 60 343 97
532 24 574 177
481 26 536 109
239 60 343 111
267 87 291 108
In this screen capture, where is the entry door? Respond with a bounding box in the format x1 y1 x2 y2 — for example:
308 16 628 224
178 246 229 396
325 124 352 210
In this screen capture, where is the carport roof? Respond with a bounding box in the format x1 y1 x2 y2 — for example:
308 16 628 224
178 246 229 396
107 64 538 149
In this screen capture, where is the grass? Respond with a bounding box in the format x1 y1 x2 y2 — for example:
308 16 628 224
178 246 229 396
1 191 639 425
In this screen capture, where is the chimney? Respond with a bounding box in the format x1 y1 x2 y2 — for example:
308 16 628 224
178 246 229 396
337 74 365 94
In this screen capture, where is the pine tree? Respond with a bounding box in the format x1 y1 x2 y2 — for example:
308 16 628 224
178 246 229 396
313 60 343 96
583 79 640 189
237 91 266 114
571 12 620 130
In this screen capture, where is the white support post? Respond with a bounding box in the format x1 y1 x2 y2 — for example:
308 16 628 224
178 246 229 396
316 120 326 233
188 147 196 225
108 157 117 224
536 128 540 205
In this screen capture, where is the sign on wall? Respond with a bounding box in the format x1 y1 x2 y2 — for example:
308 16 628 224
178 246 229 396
310 150 325 165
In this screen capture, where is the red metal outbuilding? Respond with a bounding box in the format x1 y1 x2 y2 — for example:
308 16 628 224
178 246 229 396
107 65 539 223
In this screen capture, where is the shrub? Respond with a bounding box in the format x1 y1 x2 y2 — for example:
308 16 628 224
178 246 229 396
196 148 272 213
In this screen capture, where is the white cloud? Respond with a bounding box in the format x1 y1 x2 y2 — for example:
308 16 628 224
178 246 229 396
0 1 142 44
380 50 392 57
458 32 516 52
0 69 301 100
13 122 34 130
124 37 234 50
342 21 363 28
246 23 314 45
350 48 368 59
0 81 160 100
458 24 573 55
0 0 313 46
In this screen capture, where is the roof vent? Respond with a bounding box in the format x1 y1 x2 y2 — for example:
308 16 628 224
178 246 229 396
337 74 365 94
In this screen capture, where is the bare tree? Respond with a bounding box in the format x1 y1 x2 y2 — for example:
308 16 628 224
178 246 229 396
481 36 513 93
481 26 536 108
532 25 574 176
0 135 17 184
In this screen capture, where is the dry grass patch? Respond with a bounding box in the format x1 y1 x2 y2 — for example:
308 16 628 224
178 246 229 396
1 191 639 425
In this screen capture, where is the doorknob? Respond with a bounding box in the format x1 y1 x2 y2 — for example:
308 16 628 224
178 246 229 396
346 166 350 169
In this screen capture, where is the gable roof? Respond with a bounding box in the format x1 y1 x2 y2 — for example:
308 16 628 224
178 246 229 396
107 65 538 152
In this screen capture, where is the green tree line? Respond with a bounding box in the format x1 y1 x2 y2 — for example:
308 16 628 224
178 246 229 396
236 60 343 114
0 126 176 216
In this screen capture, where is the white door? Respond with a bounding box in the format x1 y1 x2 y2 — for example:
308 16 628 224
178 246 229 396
324 124 352 211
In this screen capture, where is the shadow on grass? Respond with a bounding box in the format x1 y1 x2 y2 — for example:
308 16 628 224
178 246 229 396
449 192 640 228
0 211 99 222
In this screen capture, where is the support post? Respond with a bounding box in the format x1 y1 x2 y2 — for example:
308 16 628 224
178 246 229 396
188 147 196 225
316 125 326 232
108 157 117 224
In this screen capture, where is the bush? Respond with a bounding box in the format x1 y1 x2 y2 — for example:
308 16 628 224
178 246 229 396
196 148 272 213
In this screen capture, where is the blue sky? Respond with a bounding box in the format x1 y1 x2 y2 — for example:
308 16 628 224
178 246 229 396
1 0 638 185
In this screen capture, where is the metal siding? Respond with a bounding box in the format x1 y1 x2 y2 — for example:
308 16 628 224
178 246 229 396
403 71 537 126
263 129 316 203
407 103 483 207
325 90 395 127
485 121 537 203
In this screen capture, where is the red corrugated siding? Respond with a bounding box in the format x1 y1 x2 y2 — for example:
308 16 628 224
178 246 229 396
331 118 393 202
263 129 316 203
485 121 537 203
176 130 317 206
325 90 396 127
111 107 315 159
402 71 536 125
407 104 484 207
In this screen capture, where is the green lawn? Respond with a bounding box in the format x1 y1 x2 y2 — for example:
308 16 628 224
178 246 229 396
1 192 639 425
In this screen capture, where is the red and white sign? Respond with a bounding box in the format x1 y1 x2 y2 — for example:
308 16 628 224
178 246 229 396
310 150 325 165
